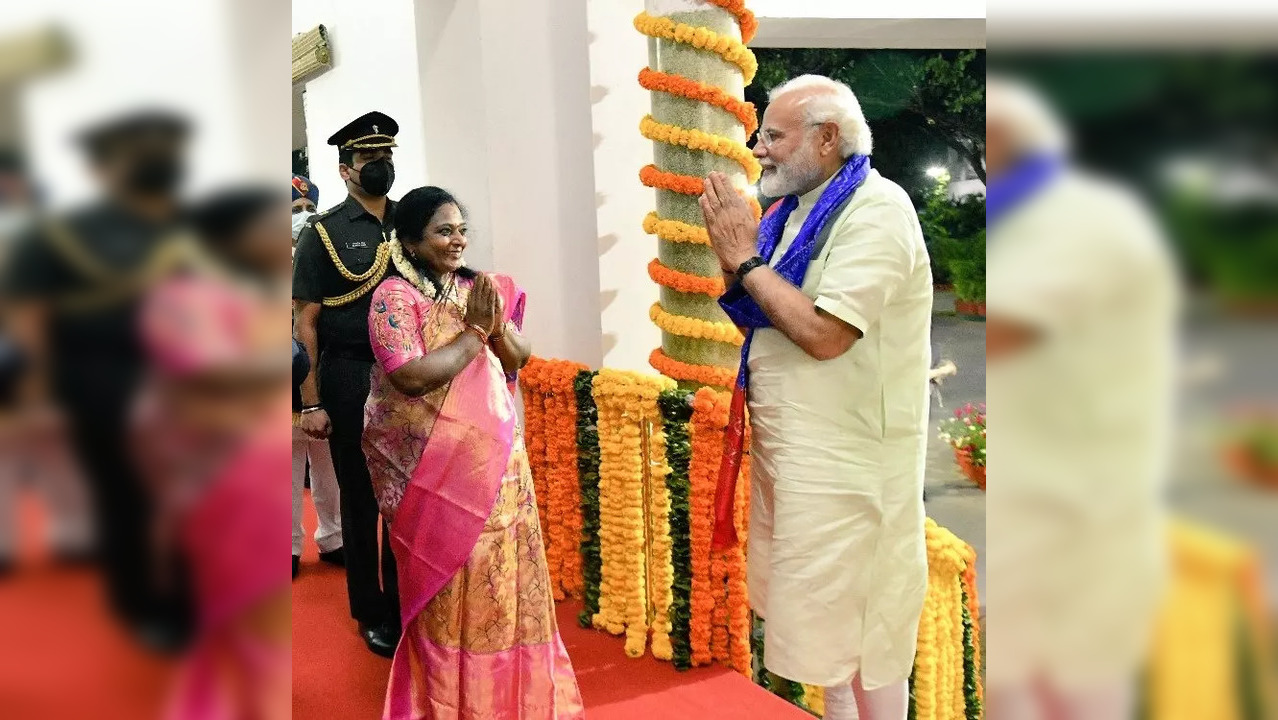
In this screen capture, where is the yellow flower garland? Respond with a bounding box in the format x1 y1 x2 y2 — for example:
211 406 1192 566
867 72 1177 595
913 519 975 720
650 303 745 346
640 115 762 183
633 12 758 84
643 211 712 247
648 414 676 661
593 370 676 658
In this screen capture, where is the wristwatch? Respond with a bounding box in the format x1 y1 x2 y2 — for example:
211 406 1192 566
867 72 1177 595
735 256 767 279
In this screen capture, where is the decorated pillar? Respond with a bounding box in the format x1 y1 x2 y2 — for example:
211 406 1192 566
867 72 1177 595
636 0 760 390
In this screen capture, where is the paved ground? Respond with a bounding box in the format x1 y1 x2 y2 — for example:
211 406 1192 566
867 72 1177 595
923 294 987 610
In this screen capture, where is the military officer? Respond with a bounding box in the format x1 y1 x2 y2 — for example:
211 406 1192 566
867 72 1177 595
292 111 400 657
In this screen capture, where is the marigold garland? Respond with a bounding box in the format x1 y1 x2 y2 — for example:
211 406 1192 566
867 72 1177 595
640 115 762 183
648 410 676 661
520 357 588 599
632 12 757 84
650 302 744 346
639 167 763 224
649 348 738 389
638 68 758 136
643 211 711 247
658 390 696 670
648 258 727 298
640 163 707 197
574 371 604 628
910 518 979 720
592 370 676 659
519 364 550 537
703 0 758 43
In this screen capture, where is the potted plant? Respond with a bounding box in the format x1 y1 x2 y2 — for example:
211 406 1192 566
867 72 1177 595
939 403 986 490
949 230 985 318
1220 408 1278 489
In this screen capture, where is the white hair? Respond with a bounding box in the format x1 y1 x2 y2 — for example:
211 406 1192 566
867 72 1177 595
769 75 873 158
987 75 1071 156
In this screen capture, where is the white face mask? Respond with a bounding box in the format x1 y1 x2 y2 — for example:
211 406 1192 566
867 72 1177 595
291 210 315 240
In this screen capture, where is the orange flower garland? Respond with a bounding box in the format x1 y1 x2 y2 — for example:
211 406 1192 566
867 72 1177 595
639 166 763 223
687 389 719 666
650 303 745 346
637 68 758 136
727 448 752 676
520 361 550 537
640 164 706 197
520 357 588 599
639 115 762 183
704 0 758 43
649 348 738 389
649 258 727 298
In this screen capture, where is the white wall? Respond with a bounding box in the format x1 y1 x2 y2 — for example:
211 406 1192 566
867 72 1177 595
291 0 428 211
588 0 661 372
15 0 267 207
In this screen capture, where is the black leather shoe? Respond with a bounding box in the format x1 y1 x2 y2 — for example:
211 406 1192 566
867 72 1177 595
292 555 300 579
359 621 397 658
318 547 345 567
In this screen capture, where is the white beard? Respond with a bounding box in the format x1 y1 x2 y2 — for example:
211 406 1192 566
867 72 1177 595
758 141 824 198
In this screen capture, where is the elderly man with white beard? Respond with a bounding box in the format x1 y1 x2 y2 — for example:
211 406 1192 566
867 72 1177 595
699 75 933 720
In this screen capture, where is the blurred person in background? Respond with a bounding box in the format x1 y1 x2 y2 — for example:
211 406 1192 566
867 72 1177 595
0 111 196 654
291 174 317 251
289 173 342 580
292 111 401 657
0 147 94 576
984 75 1180 720
131 186 292 720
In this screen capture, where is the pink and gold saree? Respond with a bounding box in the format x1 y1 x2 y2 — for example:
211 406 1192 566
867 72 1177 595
364 273 584 720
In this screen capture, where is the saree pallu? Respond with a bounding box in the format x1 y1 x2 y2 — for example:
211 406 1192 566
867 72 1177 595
133 274 293 720
364 274 584 720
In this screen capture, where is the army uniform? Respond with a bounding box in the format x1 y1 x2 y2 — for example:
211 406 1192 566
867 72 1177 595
292 112 401 632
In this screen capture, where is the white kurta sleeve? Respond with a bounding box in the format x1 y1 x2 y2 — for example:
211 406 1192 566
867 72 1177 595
812 198 917 335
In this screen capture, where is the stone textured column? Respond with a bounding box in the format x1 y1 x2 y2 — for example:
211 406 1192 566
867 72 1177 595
639 0 759 390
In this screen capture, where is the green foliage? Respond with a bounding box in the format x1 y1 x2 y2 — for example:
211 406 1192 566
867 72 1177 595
1166 192 1278 301
919 172 985 290
748 49 986 183
658 390 695 670
961 593 983 720
574 371 603 628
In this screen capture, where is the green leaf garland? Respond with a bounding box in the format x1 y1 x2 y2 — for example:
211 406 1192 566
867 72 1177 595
575 370 603 628
659 389 695 669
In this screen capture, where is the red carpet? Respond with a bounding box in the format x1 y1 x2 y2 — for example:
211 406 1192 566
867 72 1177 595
293 493 811 719
0 494 174 720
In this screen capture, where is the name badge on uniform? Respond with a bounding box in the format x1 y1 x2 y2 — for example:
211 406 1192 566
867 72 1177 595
345 241 369 249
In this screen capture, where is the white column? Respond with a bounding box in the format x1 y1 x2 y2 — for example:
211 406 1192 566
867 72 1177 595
587 0 662 373
413 0 603 368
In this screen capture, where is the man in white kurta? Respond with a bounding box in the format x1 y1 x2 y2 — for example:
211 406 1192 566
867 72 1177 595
985 77 1177 720
699 75 931 720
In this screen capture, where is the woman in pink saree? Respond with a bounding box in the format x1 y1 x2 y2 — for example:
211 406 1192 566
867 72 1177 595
133 188 293 720
364 186 584 720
